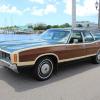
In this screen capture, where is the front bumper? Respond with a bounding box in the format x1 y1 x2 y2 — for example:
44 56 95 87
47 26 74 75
0 59 18 73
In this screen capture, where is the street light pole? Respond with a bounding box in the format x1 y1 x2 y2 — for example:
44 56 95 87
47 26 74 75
72 0 76 28
98 0 100 29
95 0 100 29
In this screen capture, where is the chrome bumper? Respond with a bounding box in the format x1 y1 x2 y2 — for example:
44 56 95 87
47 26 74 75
0 59 18 73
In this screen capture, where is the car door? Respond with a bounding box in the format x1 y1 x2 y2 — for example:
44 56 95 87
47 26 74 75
83 32 99 56
63 30 86 60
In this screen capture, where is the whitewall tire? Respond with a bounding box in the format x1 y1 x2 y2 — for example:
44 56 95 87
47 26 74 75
33 57 54 81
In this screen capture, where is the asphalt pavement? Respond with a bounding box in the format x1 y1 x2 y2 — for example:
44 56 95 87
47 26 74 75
0 60 100 100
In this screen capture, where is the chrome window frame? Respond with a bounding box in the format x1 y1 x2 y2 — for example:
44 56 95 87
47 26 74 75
82 31 95 43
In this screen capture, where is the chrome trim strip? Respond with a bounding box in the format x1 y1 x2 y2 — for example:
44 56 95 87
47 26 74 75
17 61 34 66
59 54 96 63
13 40 100 54
90 32 95 41
17 54 96 66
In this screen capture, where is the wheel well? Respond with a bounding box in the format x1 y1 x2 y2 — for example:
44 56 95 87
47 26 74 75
34 55 58 73
35 55 58 64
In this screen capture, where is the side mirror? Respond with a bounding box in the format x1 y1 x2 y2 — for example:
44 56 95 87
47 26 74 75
73 39 78 43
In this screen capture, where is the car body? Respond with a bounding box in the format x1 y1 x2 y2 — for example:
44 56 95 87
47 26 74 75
0 28 100 81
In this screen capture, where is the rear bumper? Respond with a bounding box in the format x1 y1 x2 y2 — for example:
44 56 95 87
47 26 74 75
0 59 18 73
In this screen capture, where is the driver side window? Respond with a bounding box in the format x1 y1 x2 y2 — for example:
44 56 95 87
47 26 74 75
69 32 83 44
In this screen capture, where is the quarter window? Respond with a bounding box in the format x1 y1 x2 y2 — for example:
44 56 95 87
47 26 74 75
83 32 94 42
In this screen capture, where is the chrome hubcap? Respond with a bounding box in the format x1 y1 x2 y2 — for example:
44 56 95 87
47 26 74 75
41 64 50 74
38 59 53 79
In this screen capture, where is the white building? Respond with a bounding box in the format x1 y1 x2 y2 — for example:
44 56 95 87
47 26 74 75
76 21 98 29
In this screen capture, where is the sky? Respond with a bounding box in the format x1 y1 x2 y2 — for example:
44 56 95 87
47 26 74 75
0 0 98 26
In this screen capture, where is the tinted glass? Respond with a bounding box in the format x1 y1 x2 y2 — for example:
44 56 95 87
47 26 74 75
94 33 100 40
40 30 70 41
83 32 94 42
69 31 83 43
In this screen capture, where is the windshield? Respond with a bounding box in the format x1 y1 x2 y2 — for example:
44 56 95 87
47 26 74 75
40 30 70 43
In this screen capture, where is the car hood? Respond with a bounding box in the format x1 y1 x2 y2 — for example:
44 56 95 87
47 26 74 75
0 38 60 53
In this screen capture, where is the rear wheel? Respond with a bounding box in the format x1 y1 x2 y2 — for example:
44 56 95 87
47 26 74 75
33 57 54 81
92 51 100 64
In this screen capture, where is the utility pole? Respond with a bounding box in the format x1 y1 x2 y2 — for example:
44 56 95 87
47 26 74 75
72 0 76 28
98 0 100 29
95 0 100 29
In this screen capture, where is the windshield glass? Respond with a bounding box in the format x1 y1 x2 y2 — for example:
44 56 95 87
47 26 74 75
40 30 70 43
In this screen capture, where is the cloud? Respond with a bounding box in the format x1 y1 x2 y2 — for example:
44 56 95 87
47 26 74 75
31 4 57 16
64 0 98 17
0 5 22 15
23 8 31 13
0 3 57 16
31 7 44 16
44 4 57 14
29 0 44 4
48 0 60 5
29 0 60 5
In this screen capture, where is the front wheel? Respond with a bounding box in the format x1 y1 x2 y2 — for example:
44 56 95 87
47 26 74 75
92 51 100 64
33 57 54 81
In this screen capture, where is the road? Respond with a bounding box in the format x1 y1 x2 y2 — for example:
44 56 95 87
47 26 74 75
0 60 100 100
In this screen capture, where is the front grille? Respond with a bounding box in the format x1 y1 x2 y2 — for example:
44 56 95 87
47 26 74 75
0 51 11 62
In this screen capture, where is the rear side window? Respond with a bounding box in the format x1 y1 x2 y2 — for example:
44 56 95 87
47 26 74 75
94 33 100 40
83 32 94 42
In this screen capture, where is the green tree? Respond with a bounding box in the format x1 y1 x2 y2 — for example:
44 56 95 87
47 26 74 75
60 23 71 28
77 24 83 27
52 25 60 28
46 25 52 29
34 23 47 30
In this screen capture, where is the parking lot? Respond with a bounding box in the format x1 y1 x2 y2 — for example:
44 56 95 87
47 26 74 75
0 60 100 100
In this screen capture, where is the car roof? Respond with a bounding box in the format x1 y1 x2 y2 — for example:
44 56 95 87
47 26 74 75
48 28 70 31
48 28 88 32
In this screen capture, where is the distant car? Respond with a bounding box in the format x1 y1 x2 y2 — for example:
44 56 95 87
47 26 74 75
0 28 100 81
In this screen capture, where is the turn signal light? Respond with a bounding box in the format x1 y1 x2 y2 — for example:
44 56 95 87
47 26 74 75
14 54 17 62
